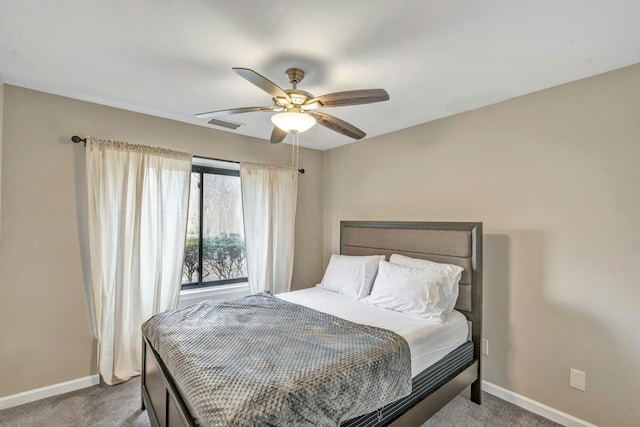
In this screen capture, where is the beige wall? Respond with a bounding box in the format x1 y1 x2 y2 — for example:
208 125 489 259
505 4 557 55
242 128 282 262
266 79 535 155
323 64 640 426
0 85 324 396
0 84 4 238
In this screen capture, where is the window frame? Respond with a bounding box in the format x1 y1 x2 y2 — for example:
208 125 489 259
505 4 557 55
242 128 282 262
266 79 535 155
181 161 247 290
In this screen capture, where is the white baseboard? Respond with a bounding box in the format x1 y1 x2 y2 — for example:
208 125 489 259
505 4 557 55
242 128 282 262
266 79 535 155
0 374 100 410
482 380 598 427
0 366 596 427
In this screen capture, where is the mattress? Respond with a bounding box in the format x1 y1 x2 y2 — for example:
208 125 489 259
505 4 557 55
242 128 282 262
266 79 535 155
277 287 469 377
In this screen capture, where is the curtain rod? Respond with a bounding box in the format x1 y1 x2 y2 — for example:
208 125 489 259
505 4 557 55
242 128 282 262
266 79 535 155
71 136 305 174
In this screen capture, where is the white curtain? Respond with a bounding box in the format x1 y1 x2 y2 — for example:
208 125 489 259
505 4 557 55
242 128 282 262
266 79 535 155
85 138 192 385
240 162 298 294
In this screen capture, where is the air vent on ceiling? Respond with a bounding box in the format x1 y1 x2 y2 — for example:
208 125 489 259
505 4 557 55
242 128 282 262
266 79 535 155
207 118 243 130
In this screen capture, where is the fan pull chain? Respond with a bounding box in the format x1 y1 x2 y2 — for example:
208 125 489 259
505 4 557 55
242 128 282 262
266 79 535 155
290 132 300 173
291 133 295 170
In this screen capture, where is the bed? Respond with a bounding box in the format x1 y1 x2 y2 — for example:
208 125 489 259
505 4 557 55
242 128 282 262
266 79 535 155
141 221 483 426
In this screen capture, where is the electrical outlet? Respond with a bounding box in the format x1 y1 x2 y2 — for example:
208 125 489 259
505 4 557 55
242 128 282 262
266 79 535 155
481 339 489 356
570 369 586 391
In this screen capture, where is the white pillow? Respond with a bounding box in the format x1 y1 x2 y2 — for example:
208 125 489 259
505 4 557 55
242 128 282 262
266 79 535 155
364 260 455 322
389 254 464 313
317 254 385 299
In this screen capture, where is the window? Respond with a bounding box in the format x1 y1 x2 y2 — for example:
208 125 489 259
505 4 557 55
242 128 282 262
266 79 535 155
182 159 247 289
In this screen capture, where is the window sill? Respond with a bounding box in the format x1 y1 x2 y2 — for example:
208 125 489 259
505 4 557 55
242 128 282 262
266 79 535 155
178 282 250 308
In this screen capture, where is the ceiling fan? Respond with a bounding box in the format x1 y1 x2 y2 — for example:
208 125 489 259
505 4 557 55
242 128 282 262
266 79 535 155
196 67 390 144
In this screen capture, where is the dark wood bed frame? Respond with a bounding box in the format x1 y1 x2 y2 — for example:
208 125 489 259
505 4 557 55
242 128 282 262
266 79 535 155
141 221 483 427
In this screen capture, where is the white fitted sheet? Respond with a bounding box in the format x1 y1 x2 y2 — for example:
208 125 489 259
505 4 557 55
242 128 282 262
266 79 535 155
277 287 469 377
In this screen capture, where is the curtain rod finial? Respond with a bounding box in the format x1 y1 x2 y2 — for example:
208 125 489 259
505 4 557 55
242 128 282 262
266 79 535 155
71 135 87 147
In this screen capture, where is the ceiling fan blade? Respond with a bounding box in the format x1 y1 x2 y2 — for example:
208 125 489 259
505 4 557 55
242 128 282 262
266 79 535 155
309 112 366 140
270 126 288 144
304 89 389 109
233 67 291 101
195 106 275 119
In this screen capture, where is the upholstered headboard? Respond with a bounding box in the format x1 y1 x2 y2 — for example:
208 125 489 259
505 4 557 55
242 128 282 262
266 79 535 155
340 221 483 331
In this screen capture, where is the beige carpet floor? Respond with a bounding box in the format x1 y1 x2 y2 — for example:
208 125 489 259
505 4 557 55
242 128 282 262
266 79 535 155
0 380 560 427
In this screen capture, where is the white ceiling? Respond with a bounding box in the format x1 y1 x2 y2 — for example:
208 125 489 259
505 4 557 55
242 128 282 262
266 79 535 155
1 1 639 150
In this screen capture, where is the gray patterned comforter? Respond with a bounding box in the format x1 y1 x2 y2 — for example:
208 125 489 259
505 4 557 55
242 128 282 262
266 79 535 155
142 292 411 426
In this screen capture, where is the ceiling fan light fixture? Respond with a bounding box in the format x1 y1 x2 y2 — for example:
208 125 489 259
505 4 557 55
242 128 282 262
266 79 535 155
271 111 316 133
